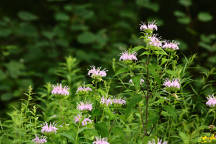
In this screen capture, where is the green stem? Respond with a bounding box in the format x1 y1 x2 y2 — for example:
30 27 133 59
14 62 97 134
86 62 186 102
144 51 150 136
75 124 80 144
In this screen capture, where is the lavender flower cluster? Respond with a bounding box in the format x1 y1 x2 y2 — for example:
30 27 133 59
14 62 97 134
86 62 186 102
77 102 93 111
140 21 179 51
140 21 158 31
119 51 137 61
32 123 58 143
101 96 126 106
88 66 107 78
41 122 58 134
76 86 92 93
93 137 110 144
206 94 216 107
32 136 47 144
51 84 69 96
148 139 168 144
163 79 180 90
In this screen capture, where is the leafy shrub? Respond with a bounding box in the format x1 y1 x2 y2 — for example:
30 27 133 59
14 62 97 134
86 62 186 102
1 21 216 144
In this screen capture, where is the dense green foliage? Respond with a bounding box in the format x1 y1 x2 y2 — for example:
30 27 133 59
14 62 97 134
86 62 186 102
1 26 216 143
0 0 216 143
0 0 215 108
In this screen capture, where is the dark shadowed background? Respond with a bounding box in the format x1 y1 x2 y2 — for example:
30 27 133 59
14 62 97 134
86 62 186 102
0 0 216 115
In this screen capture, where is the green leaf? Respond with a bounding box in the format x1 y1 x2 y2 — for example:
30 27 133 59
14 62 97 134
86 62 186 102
125 93 142 117
5 61 25 78
0 70 6 80
154 50 167 55
0 28 12 37
161 58 168 65
140 51 151 56
114 68 128 76
174 11 185 17
177 17 191 24
132 46 144 52
179 131 190 144
18 11 38 21
136 0 159 12
77 32 96 44
198 12 213 22
42 31 55 39
55 12 70 21
59 133 75 141
70 24 88 31
1 93 13 101
178 0 192 7
132 75 142 90
95 122 109 137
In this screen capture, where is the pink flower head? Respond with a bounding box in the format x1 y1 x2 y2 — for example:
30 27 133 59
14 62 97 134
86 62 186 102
76 86 92 93
140 79 145 84
101 97 126 106
163 41 179 50
41 122 58 134
101 96 113 106
74 114 82 123
163 79 180 89
51 84 69 96
119 51 137 61
88 66 107 78
32 136 47 144
140 21 157 31
93 137 110 144
148 139 168 144
82 118 92 126
77 102 92 111
148 35 162 47
206 94 216 107
112 98 126 105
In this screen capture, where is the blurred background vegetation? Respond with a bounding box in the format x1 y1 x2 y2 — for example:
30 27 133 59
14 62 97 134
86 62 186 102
0 0 216 115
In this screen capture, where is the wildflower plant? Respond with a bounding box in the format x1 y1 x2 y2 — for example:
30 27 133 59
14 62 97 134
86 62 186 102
1 21 214 144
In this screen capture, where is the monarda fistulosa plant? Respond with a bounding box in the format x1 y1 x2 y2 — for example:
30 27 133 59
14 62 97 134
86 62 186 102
2 21 213 144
